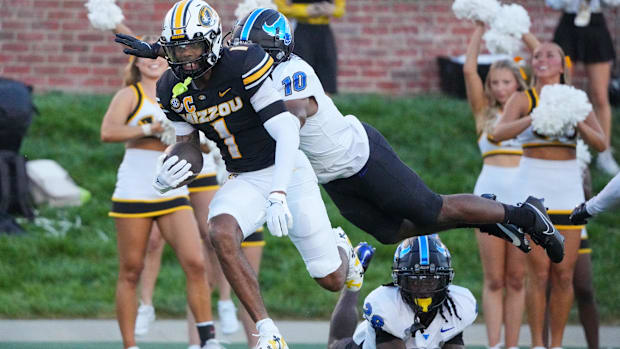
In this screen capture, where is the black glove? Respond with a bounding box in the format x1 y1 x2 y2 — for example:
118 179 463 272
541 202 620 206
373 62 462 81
114 33 161 59
569 202 591 225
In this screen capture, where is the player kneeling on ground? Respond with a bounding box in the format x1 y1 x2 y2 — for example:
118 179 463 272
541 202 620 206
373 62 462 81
329 236 476 349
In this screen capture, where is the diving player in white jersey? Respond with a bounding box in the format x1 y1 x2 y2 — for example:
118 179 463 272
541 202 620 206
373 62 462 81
329 235 477 349
229 8 565 264
570 172 620 224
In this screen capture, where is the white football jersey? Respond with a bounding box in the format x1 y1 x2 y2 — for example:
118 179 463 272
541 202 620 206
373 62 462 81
352 285 477 349
271 54 370 184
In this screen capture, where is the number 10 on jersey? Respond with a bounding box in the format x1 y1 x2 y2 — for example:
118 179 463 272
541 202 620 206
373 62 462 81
282 71 307 96
210 118 242 159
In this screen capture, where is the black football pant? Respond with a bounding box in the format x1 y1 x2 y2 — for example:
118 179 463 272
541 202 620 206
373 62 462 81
322 123 443 244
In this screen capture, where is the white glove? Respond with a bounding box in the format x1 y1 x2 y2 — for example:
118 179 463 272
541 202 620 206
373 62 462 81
158 118 176 146
265 192 293 237
152 154 193 194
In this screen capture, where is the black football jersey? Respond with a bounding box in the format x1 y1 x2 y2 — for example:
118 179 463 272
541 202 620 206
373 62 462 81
157 44 287 173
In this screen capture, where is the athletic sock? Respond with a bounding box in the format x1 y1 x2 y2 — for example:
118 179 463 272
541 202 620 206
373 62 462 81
503 203 535 228
256 318 279 335
196 321 215 347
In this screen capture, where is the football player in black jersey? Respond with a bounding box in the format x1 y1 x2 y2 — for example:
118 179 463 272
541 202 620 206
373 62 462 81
115 1 364 348
228 8 566 265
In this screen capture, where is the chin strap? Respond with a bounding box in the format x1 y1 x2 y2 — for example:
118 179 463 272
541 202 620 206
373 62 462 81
408 315 426 338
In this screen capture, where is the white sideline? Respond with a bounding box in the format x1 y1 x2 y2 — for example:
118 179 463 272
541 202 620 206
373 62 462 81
0 320 619 346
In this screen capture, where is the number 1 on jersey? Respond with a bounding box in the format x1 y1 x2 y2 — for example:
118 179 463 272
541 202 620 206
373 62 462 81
210 119 242 159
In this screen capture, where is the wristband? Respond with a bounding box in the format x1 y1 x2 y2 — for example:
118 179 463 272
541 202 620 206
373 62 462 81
141 123 153 136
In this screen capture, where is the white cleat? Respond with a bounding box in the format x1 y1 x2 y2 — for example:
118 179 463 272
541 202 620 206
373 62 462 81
333 227 364 291
134 303 155 336
255 333 288 349
218 300 240 334
202 339 227 349
597 149 620 176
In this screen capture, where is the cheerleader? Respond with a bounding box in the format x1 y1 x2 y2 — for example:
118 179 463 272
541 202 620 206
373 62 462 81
491 42 606 348
550 0 619 174
463 20 535 349
99 33 220 348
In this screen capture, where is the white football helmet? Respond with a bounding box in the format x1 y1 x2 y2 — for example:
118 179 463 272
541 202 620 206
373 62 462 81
160 0 223 79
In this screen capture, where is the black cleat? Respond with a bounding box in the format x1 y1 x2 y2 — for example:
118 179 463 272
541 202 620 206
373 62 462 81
479 223 531 253
520 196 565 263
479 193 531 253
569 202 591 225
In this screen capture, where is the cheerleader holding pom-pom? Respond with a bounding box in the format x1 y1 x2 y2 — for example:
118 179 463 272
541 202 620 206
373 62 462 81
461 9 540 348
491 42 606 349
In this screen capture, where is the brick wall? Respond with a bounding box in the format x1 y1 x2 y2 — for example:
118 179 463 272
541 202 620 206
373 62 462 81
1 0 618 95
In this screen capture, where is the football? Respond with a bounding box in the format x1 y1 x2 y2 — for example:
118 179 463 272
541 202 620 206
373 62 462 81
164 142 204 187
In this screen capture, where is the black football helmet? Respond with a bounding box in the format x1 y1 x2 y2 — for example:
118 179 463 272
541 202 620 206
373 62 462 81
392 235 454 314
230 8 294 64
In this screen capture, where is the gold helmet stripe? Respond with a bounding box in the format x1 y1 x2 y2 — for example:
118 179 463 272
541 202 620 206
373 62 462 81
173 0 190 36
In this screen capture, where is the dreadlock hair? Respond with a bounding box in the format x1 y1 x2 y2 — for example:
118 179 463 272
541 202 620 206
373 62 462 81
438 291 461 323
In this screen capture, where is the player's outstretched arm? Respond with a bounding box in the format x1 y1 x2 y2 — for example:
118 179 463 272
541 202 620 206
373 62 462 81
114 33 164 59
579 172 620 219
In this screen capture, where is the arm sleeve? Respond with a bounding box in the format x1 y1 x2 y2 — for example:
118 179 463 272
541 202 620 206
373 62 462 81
274 0 310 19
250 77 288 123
263 112 301 193
171 121 195 136
586 173 620 215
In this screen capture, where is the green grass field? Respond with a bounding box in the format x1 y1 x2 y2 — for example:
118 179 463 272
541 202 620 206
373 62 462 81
1 92 619 324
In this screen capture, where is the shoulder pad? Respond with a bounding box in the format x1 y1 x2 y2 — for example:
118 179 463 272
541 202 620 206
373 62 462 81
363 286 409 338
447 285 478 326
156 69 179 107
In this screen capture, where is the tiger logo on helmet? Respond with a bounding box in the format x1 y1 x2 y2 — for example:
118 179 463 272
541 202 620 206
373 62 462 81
160 0 223 80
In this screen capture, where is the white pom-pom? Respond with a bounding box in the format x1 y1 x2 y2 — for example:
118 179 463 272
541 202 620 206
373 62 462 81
85 0 124 31
576 139 592 173
452 0 501 24
482 4 530 55
491 4 531 37
531 84 592 137
234 0 278 20
482 29 524 55
602 0 620 6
